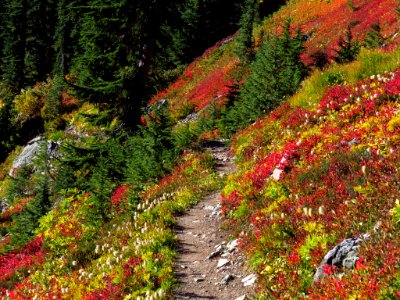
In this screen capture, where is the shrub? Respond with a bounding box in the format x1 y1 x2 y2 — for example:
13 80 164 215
309 48 330 70
14 82 49 123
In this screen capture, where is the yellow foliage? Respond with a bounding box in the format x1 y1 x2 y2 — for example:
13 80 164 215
14 88 43 121
387 114 400 133
302 221 324 234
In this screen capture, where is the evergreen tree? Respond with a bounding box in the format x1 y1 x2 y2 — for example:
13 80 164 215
69 0 161 129
2 0 27 91
334 25 360 64
224 20 307 132
0 88 17 162
363 23 385 49
68 0 245 129
1 0 57 90
24 0 57 86
6 143 51 251
236 0 258 64
9 174 50 250
54 133 126 217
89 137 126 221
125 104 175 185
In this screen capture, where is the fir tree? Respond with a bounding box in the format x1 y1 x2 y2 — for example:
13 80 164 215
224 20 307 132
363 23 385 49
2 0 27 91
0 88 17 162
9 174 50 250
125 104 175 185
236 0 258 64
23 0 57 86
334 25 360 64
1 0 57 90
69 0 158 129
7 143 51 251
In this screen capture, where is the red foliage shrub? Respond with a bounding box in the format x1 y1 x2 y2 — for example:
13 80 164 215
0 237 44 282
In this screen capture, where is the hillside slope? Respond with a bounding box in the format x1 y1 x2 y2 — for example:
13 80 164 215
1 0 400 299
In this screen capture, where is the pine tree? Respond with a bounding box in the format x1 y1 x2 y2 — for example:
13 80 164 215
334 25 360 64
224 20 307 132
1 0 57 90
0 88 17 162
69 0 159 129
9 174 50 250
24 0 57 86
363 23 385 49
125 104 175 184
88 141 122 221
7 142 51 251
236 0 258 64
2 0 27 91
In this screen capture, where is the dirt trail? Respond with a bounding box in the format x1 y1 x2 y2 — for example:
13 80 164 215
173 141 255 300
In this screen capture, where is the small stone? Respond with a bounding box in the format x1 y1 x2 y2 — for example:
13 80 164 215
207 250 221 259
194 278 205 282
226 239 238 252
220 274 235 285
209 204 222 218
214 243 225 252
180 265 186 269
271 167 283 180
242 274 257 286
235 296 247 300
217 258 230 268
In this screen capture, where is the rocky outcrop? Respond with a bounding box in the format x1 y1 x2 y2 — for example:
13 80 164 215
313 236 365 282
313 222 381 282
9 136 60 177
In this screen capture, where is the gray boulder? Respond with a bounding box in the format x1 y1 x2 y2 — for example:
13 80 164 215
9 136 60 177
313 237 363 282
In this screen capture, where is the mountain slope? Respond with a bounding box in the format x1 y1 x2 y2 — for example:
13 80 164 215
1 0 400 299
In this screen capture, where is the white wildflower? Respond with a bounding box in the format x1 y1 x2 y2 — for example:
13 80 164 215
361 165 366 175
318 206 325 215
307 208 312 217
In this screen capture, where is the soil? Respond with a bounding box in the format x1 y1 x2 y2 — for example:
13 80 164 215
173 141 255 300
